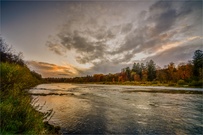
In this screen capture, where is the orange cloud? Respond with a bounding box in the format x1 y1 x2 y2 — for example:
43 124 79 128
26 61 82 78
157 36 202 54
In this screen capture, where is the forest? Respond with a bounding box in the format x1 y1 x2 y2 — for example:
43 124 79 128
45 50 203 87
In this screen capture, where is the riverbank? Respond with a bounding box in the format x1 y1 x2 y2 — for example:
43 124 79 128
99 81 202 88
0 62 60 134
51 80 202 89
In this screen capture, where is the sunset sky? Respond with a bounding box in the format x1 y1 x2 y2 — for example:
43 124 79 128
1 0 202 78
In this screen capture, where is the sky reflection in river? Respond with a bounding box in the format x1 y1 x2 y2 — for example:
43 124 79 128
30 83 203 134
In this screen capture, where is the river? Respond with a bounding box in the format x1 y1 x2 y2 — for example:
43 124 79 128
29 83 203 134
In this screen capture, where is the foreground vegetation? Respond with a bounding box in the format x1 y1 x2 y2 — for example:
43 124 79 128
0 38 59 134
45 50 203 88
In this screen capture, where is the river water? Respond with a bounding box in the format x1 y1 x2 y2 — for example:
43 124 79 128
29 83 203 134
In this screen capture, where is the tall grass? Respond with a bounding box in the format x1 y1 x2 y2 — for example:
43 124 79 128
0 88 45 134
0 62 52 134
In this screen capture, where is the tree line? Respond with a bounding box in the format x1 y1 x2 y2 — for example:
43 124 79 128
45 50 203 87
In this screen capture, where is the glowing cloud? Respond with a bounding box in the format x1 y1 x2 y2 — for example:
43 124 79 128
157 36 202 54
26 61 82 78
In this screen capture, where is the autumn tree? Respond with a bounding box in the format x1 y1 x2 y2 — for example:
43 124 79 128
93 74 104 82
156 69 168 83
118 76 124 82
120 68 127 82
121 67 131 81
177 63 193 81
105 73 115 82
167 62 178 82
133 73 141 81
141 69 148 82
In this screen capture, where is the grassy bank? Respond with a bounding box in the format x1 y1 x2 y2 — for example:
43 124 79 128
68 80 203 88
0 62 59 134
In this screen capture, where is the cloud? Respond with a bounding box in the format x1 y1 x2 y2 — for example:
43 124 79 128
46 1 202 76
148 1 177 35
84 61 131 75
46 41 67 56
144 37 203 67
114 0 202 55
121 23 133 34
59 31 107 64
26 61 83 78
177 0 202 18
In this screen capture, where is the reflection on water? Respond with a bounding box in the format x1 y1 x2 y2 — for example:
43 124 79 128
29 83 203 134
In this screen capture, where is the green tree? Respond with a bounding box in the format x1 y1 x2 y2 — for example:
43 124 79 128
147 60 156 81
132 63 143 80
193 50 203 80
125 67 131 81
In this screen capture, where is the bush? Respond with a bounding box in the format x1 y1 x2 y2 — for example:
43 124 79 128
177 80 186 86
168 82 176 86
189 80 203 87
151 81 158 84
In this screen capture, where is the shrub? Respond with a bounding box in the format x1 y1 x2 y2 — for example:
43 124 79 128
168 82 176 86
189 80 203 87
152 81 158 84
177 80 186 86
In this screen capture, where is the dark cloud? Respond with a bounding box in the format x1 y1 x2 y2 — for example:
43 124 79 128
121 23 133 34
153 9 177 35
150 1 172 12
59 31 107 64
177 0 202 18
